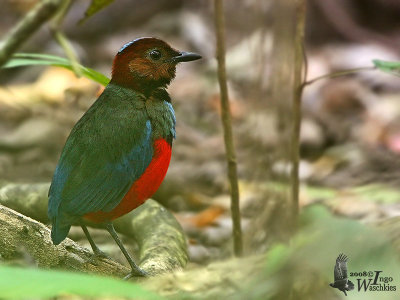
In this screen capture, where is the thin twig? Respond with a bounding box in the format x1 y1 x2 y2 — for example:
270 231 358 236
50 0 82 77
290 0 307 226
0 0 63 67
213 0 243 256
301 41 308 84
302 66 376 88
52 31 82 76
290 11 373 226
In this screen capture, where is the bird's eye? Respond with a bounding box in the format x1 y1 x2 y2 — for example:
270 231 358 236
149 50 161 60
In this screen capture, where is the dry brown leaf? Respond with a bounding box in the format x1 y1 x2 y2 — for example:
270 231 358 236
178 206 225 228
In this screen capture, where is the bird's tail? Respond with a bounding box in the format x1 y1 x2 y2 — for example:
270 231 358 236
347 280 355 291
50 216 71 245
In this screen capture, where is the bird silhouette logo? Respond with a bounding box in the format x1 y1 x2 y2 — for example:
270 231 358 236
329 253 355 296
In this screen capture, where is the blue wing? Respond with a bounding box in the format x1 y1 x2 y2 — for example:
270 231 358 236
48 84 153 244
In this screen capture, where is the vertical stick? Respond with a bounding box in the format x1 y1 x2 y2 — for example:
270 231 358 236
50 0 82 77
290 0 307 225
213 0 243 256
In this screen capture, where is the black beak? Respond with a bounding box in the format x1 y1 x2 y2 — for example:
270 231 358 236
172 51 202 63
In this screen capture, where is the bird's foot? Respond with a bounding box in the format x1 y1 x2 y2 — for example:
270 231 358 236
87 248 112 265
123 267 148 280
93 248 112 260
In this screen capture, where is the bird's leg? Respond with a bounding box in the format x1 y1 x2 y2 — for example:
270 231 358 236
105 222 147 278
81 224 110 259
343 291 347 296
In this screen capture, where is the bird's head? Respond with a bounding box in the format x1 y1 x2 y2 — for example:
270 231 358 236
110 37 201 94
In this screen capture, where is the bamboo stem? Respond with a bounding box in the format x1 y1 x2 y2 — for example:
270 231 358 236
213 0 243 256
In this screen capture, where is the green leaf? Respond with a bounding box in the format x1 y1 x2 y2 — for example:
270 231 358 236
0 266 163 300
2 53 110 86
80 0 115 24
373 59 400 77
3 53 69 67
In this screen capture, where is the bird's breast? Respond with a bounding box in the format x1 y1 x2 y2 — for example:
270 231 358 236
84 138 171 222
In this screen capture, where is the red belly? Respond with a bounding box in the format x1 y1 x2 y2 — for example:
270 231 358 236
84 138 171 223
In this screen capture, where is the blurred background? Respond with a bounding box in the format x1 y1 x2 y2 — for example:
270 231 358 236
1 0 400 299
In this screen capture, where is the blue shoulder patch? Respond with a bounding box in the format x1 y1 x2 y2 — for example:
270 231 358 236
165 102 176 139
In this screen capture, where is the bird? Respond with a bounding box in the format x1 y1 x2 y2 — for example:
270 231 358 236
47 37 201 278
329 253 354 296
